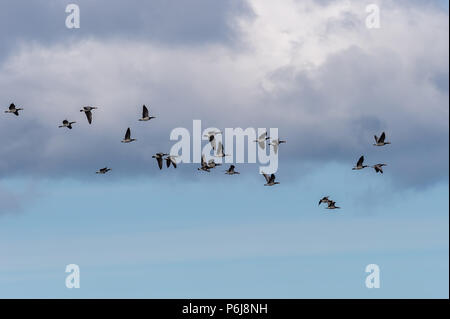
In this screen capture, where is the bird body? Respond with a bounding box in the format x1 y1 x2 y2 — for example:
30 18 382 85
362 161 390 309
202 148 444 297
215 141 230 158
59 119 76 129
5 103 23 116
262 172 279 186
268 138 286 154
198 155 211 172
96 167 111 174
121 127 136 143
352 156 368 170
204 131 222 150
139 105 156 121
80 106 97 124
373 132 391 146
165 155 178 168
326 201 340 209
254 132 270 150
318 196 330 206
372 163 387 174
225 165 240 175
152 153 168 169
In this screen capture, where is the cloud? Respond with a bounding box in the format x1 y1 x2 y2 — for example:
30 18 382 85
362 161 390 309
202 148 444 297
0 0 447 188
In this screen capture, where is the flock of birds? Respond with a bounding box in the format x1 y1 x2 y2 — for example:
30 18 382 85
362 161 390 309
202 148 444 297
5 102 391 211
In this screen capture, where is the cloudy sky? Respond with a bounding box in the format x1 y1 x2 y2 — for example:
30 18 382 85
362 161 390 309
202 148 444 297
0 0 448 298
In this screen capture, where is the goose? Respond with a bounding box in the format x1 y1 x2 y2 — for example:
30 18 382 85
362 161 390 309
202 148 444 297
268 138 286 154
215 141 230 158
318 196 330 206
262 172 279 186
254 132 270 150
96 167 111 174
373 132 391 146
326 200 340 210
371 163 387 174
58 119 76 129
225 165 240 175
139 105 156 121
197 155 211 172
204 131 222 150
121 127 136 143
5 103 23 116
208 158 222 169
80 106 97 124
152 153 168 170
165 155 178 168
352 156 368 170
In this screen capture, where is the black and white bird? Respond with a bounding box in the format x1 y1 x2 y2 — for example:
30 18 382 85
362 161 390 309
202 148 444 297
371 163 387 174
208 158 222 169
262 172 279 186
204 131 222 150
121 127 136 143
58 119 76 129
198 155 211 172
373 132 391 146
215 141 230 158
318 196 330 206
139 105 156 121
352 156 368 170
254 132 270 150
165 155 177 168
80 106 97 124
268 138 286 154
225 165 240 175
152 153 168 170
96 167 111 174
326 200 340 210
5 103 23 116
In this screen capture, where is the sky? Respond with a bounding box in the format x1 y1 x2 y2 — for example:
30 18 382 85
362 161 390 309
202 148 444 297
0 0 448 298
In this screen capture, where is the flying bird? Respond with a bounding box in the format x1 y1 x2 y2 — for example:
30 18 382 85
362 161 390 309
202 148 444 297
268 138 286 154
152 153 168 170
121 127 136 143
208 158 222 169
254 132 270 150
58 119 76 129
80 106 97 124
326 200 341 210
371 163 387 174
165 155 178 168
262 172 279 186
198 155 211 172
215 141 230 158
318 196 331 206
352 156 368 170
373 132 391 146
139 105 156 121
96 167 111 174
225 165 240 175
5 103 23 116
204 131 222 150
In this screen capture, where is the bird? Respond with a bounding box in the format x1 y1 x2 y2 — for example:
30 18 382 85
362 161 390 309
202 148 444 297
165 155 178 168
5 103 23 116
80 106 97 124
371 163 387 174
204 131 222 150
152 153 168 170
58 119 76 129
198 155 211 172
121 127 136 143
373 132 391 146
262 172 279 186
352 156 368 170
318 196 331 206
139 105 156 121
215 141 230 158
254 132 270 150
225 165 240 175
268 138 286 154
96 167 111 174
208 158 222 169
326 200 341 210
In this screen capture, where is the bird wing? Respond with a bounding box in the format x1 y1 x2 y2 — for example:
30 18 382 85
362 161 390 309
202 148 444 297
379 132 386 143
259 131 267 140
272 143 278 154
125 128 131 140
210 137 216 151
157 157 163 170
166 157 171 168
258 140 265 150
171 158 177 168
63 120 68 125
357 156 364 167
201 154 206 166
262 173 270 183
230 165 235 172
374 135 378 143
269 174 276 183
85 111 92 124
143 105 148 118
9 103 15 110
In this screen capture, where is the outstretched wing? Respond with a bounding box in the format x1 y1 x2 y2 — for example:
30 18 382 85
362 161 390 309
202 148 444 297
85 110 92 124
142 105 149 118
262 173 270 183
9 103 15 110
269 174 276 183
156 157 163 170
379 132 386 143
357 156 364 167
166 157 171 168
125 128 131 140
259 131 267 140
272 143 278 154
374 135 378 143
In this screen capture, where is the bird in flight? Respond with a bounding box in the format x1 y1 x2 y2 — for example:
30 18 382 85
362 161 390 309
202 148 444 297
225 165 240 175
254 132 270 150
326 200 341 210
204 130 222 151
5 103 23 116
268 138 286 154
371 163 387 174
96 167 111 174
373 132 391 146
139 105 156 122
165 155 178 168
58 119 76 129
262 172 279 186
80 106 98 124
215 141 230 158
318 196 331 206
152 153 168 170
198 154 211 172
352 156 368 170
121 127 136 143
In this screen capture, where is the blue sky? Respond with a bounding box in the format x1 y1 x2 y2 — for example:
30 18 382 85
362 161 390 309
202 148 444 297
0 0 448 298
